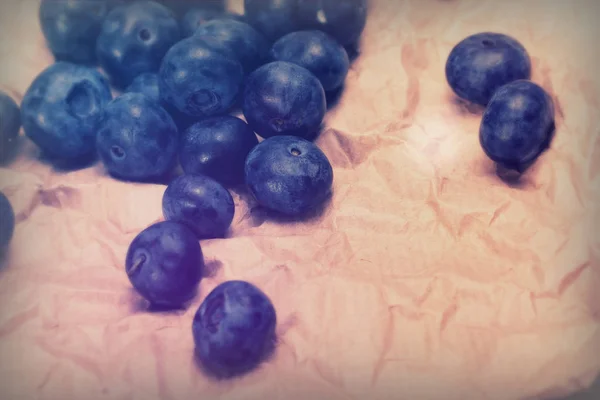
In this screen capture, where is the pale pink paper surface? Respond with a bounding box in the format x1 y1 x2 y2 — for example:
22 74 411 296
0 0 599 399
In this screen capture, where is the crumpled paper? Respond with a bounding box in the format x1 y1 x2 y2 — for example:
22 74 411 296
0 0 599 399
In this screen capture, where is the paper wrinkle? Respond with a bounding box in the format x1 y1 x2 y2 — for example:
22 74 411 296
0 0 600 399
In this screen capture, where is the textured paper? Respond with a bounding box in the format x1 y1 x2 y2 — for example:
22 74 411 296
0 0 599 399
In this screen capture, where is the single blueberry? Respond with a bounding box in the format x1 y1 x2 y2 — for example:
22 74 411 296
39 0 110 64
159 36 244 118
270 30 350 92
0 91 21 162
0 192 15 249
96 92 178 181
96 0 181 88
480 80 555 171
156 0 225 17
446 32 532 106
296 0 368 47
243 61 326 139
162 174 235 239
194 19 269 74
181 8 245 37
126 221 204 308
180 116 259 186
245 135 333 216
21 62 112 161
192 280 277 378
243 0 298 42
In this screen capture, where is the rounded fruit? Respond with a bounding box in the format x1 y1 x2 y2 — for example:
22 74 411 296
245 135 333 216
162 174 235 239
192 280 277 378
21 62 112 161
180 116 259 186
446 32 531 106
0 91 21 162
243 0 298 41
96 93 178 181
96 0 181 88
181 8 245 37
243 61 326 139
480 80 555 170
0 192 15 249
126 221 204 308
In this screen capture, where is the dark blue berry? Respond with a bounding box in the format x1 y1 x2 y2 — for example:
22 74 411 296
0 91 21 162
243 0 298 41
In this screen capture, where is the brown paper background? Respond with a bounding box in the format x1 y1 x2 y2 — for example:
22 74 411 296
0 0 599 399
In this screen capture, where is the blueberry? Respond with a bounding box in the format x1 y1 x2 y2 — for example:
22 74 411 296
181 8 245 37
125 73 199 131
270 30 350 92
157 0 225 17
126 221 204 308
96 0 181 88
194 19 269 74
446 32 532 106
162 174 235 239
480 80 554 171
21 62 112 161
180 116 259 186
39 0 110 64
0 91 21 162
296 0 368 47
193 280 276 378
243 61 326 139
0 192 15 249
96 92 178 181
243 0 298 41
245 135 333 216
159 36 244 118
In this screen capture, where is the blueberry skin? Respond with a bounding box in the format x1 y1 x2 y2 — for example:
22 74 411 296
0 91 21 162
193 280 276 378
180 116 259 186
270 30 350 92
159 36 244 118
21 62 112 161
446 32 531 106
243 0 298 41
96 92 178 181
0 192 15 249
195 19 269 74
162 174 235 239
296 0 368 47
39 0 110 64
96 1 181 88
181 8 245 37
126 221 204 308
480 80 554 170
243 61 326 139
245 135 333 216
157 0 225 17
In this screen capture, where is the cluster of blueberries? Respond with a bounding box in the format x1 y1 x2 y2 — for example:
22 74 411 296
0 0 557 381
0 0 367 379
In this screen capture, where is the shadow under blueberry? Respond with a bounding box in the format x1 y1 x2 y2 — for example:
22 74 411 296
449 92 486 116
248 190 333 227
127 287 196 315
192 334 278 381
345 43 361 64
326 85 345 110
107 163 182 186
38 151 98 172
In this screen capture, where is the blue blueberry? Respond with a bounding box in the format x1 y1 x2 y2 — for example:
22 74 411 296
195 19 269 74
157 0 225 17
193 280 276 378
21 62 112 161
243 61 326 139
0 91 21 162
243 0 298 41
480 80 554 171
245 135 333 216
270 30 350 92
126 221 204 308
96 1 181 88
39 0 110 64
159 36 244 118
181 8 245 37
446 32 531 106
0 192 15 249
296 0 368 47
162 174 235 239
180 116 259 186
96 92 178 181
